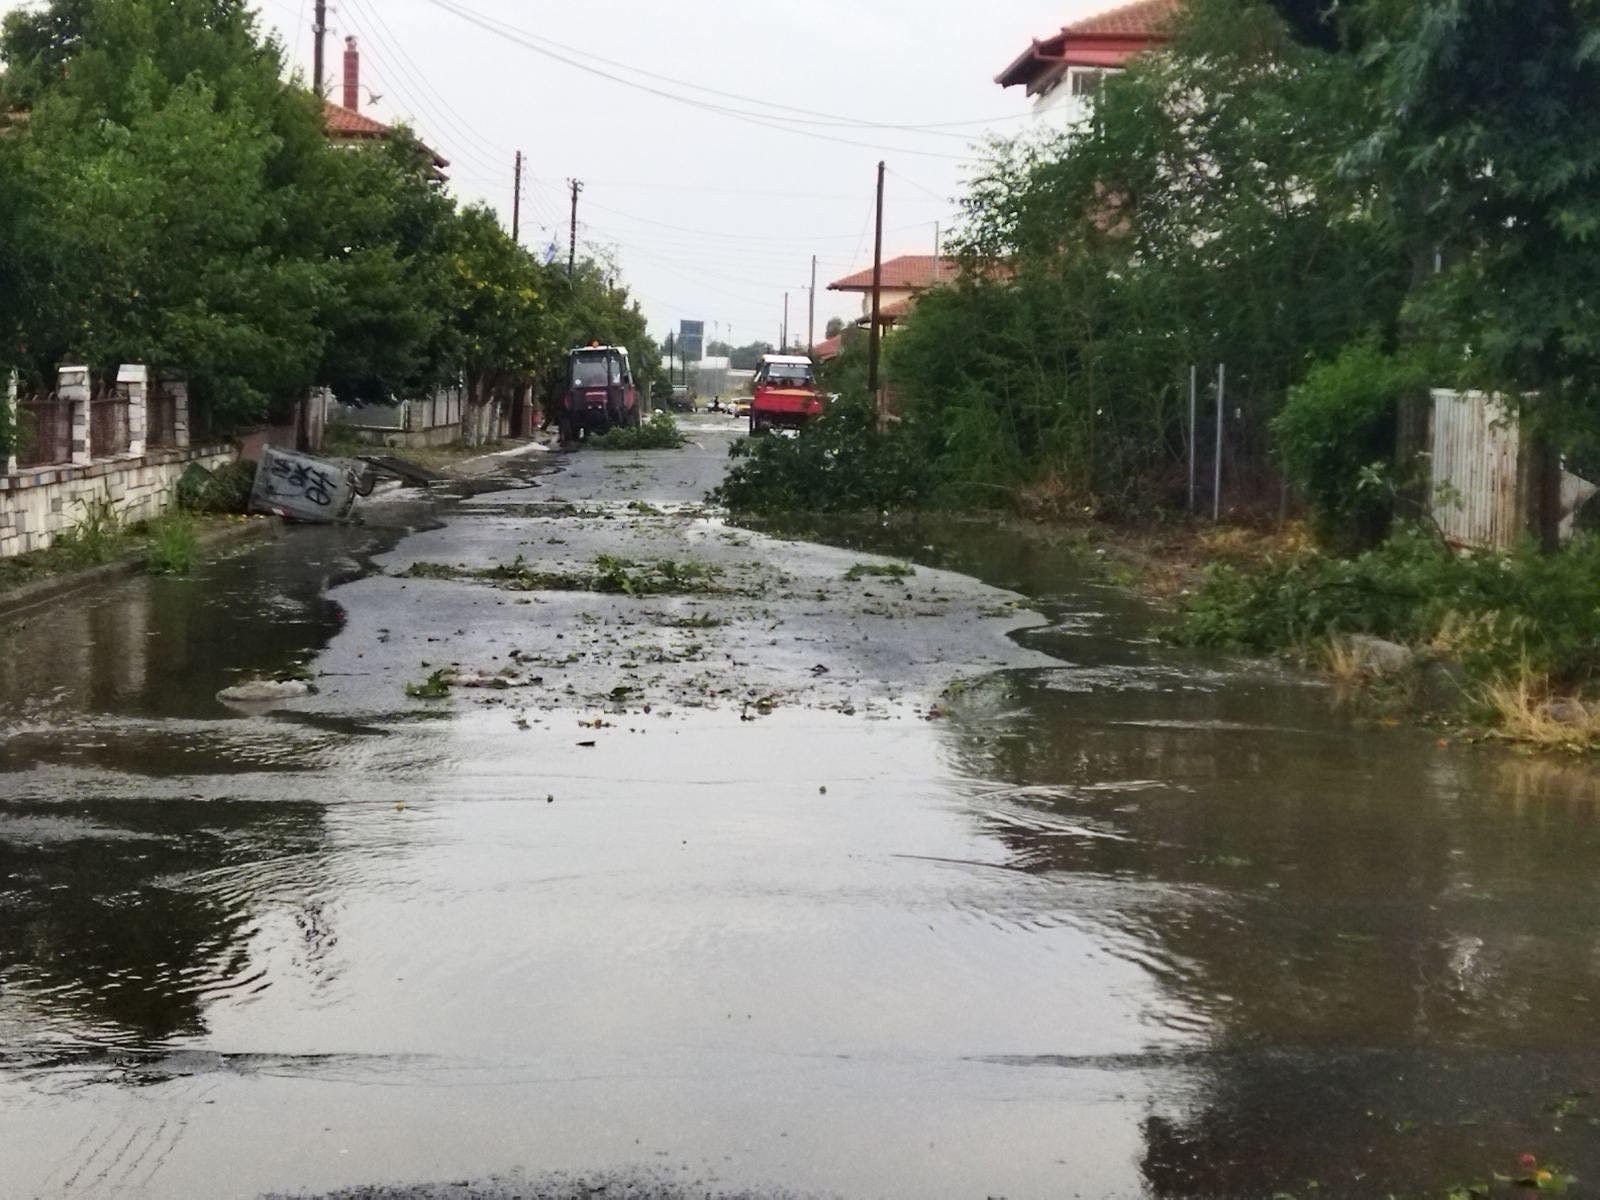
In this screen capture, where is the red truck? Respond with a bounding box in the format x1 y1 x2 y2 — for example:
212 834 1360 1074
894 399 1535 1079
749 354 825 434
556 343 639 443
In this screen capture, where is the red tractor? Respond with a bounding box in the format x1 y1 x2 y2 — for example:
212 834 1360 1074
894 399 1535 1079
556 343 639 443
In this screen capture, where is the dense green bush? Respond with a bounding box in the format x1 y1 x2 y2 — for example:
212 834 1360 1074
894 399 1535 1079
710 394 935 515
1273 343 1428 550
589 411 685 450
1174 528 1600 686
176 460 256 513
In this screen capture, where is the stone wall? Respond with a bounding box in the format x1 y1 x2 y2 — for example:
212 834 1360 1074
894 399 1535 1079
0 445 236 558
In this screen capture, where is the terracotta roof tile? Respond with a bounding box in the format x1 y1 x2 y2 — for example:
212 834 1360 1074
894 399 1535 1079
1063 0 1182 38
324 100 390 138
997 0 1181 86
813 334 844 361
323 100 450 170
827 255 958 293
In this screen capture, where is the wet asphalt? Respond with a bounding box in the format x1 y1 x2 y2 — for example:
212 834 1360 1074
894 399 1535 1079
4 419 1600 1198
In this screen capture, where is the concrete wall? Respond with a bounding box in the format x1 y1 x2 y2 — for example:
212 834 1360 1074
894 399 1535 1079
329 387 468 449
0 445 235 558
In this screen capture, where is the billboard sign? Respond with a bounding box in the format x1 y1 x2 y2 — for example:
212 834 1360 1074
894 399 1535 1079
678 320 705 363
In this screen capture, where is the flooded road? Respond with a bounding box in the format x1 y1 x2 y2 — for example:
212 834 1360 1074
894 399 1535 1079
3 419 1600 1198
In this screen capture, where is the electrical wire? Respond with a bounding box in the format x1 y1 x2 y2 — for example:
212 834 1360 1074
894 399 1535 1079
413 0 1018 139
579 198 933 247
419 0 983 163
335 0 515 181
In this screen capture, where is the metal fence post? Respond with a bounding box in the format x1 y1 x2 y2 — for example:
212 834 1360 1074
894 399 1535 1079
1213 363 1225 521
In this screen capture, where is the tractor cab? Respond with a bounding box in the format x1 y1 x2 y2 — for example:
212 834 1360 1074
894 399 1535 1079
749 354 824 434
559 343 639 442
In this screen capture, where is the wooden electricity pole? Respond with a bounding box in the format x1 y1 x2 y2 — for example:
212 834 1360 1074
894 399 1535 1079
782 293 789 353
511 151 523 244
313 0 328 96
867 161 886 396
808 255 817 352
568 179 583 279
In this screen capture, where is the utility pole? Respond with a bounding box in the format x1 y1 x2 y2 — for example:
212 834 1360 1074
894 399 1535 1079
782 293 789 353
511 151 523 244
808 255 817 352
568 179 583 280
867 161 886 397
934 222 941 283
313 0 328 97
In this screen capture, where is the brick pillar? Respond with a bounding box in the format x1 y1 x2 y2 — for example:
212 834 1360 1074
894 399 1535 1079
3 370 16 476
165 374 191 448
118 363 148 457
59 364 91 466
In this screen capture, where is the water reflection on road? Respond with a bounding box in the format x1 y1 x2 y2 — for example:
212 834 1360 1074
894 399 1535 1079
1 436 1598 1198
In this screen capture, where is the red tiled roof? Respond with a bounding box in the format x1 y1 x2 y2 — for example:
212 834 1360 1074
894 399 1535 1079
324 99 390 139
324 100 450 170
1064 0 1181 37
997 0 1180 88
813 334 844 361
827 255 958 293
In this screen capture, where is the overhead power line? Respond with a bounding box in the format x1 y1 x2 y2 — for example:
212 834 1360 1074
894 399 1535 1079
580 198 935 247
415 0 1017 139
419 0 984 163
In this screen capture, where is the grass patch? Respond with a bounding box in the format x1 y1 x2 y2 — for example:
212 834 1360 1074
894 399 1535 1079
1483 669 1600 749
844 561 914 582
145 510 200 576
589 412 686 451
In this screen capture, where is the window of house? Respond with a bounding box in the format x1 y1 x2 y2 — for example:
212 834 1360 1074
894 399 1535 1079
1069 68 1110 97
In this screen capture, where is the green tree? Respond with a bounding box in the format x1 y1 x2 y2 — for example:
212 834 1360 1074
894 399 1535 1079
313 132 459 405
2 0 335 429
1355 0 1600 460
447 203 548 440
902 0 1404 510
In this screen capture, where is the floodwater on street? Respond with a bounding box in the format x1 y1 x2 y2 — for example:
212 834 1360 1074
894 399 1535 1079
3 418 1600 1199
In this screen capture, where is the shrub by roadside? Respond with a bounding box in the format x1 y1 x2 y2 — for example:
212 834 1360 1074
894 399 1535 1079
1171 527 1600 741
177 460 256 514
710 394 934 514
589 412 686 451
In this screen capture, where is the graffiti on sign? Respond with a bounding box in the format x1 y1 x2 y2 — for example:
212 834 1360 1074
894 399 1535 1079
271 456 338 507
249 447 362 522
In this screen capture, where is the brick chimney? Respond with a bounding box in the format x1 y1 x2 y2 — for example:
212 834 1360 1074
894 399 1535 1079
342 36 360 111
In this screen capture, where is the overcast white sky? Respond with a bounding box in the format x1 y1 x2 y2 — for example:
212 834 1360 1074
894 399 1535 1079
5 0 1117 347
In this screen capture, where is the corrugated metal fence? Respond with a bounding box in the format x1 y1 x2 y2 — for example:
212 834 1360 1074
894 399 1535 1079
1429 389 1523 550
